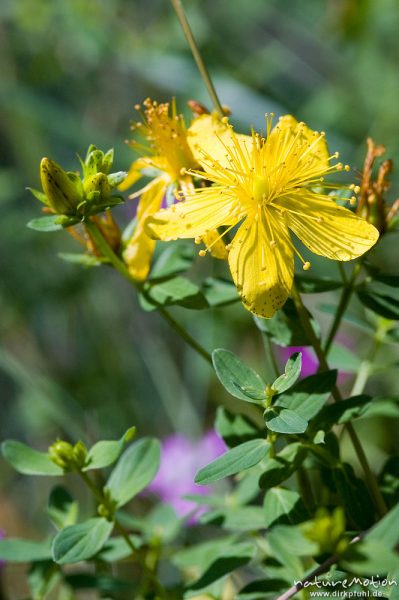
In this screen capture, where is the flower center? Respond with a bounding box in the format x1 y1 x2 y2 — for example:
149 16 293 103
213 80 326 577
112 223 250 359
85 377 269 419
253 176 271 204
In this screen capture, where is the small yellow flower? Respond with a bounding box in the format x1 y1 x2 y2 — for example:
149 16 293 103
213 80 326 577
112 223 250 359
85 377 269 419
146 115 379 317
120 99 198 280
121 101 229 280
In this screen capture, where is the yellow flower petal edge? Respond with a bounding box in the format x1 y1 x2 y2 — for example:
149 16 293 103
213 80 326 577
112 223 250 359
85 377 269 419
146 114 379 318
123 178 166 281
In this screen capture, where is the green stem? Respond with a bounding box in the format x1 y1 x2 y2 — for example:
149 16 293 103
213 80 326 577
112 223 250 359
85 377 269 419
170 0 224 115
290 284 387 518
350 320 387 397
324 262 362 356
85 220 212 365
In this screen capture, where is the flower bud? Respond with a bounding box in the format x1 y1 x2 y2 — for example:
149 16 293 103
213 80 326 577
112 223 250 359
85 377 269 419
48 439 87 471
48 440 75 470
83 173 111 199
40 158 82 214
72 440 88 469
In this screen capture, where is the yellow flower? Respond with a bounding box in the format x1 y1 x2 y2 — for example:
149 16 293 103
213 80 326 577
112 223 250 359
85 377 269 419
121 101 230 280
120 100 197 280
146 115 379 317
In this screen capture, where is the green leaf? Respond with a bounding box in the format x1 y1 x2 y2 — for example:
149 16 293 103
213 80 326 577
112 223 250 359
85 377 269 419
367 502 399 549
295 275 343 294
255 298 319 347
52 518 113 565
83 426 136 471
259 443 306 489
47 486 78 529
149 242 195 280
237 578 289 600
173 536 237 571
186 542 255 593
310 395 370 432
328 344 361 373
272 352 302 394
340 539 399 575
2 441 63 476
97 534 141 562
106 437 160 507
26 187 50 206
27 215 79 231
0 539 52 562
333 463 375 529
65 573 132 593
357 290 399 320
195 439 270 485
264 407 308 434
28 561 60 600
201 506 266 531
215 407 261 448
201 277 239 307
58 253 102 267
263 488 305 527
140 276 207 311
276 370 337 421
212 349 266 404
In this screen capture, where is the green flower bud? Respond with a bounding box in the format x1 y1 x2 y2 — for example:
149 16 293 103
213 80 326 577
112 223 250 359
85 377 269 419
40 158 83 214
48 440 75 470
72 440 88 469
83 173 111 200
303 507 347 555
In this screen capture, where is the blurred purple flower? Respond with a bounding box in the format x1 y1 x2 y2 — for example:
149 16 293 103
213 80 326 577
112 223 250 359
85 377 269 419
148 430 226 522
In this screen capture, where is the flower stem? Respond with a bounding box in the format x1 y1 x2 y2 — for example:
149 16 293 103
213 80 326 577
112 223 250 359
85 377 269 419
290 284 387 518
324 261 362 355
170 0 224 115
85 219 212 365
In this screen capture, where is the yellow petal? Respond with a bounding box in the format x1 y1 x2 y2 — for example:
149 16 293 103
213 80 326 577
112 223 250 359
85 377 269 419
268 115 329 171
146 187 244 241
123 178 166 280
228 208 294 318
202 229 228 260
188 114 253 172
278 192 379 260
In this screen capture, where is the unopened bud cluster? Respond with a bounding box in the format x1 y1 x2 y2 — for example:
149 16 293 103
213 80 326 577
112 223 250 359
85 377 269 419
48 439 88 472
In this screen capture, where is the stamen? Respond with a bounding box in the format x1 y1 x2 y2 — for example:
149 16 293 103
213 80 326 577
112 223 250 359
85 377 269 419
303 261 311 271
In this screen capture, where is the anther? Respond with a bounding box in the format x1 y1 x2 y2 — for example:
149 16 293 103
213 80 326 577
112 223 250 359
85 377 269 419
198 250 207 257
344 165 351 171
194 237 201 244
270 240 277 248
221 116 229 124
350 197 357 206
303 261 311 271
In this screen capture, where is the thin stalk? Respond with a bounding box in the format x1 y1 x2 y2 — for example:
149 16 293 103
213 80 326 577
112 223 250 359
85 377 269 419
85 220 212 365
290 284 387 518
324 262 362 355
170 0 224 115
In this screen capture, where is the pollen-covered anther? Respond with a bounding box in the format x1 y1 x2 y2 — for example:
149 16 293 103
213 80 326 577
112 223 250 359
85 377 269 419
336 163 344 171
344 165 351 172
180 167 187 176
303 261 311 271
270 240 277 248
194 236 201 245
350 196 357 206
221 116 229 124
198 249 207 257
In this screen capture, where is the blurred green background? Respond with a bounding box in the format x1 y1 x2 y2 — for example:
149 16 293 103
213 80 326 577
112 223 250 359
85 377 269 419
1 0 399 593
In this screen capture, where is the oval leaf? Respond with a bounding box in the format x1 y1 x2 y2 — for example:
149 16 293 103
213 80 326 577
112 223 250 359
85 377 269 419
212 349 266 403
265 408 308 434
83 426 136 471
2 440 63 476
106 438 160 507
52 517 113 565
272 352 302 394
0 538 52 563
195 438 270 485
